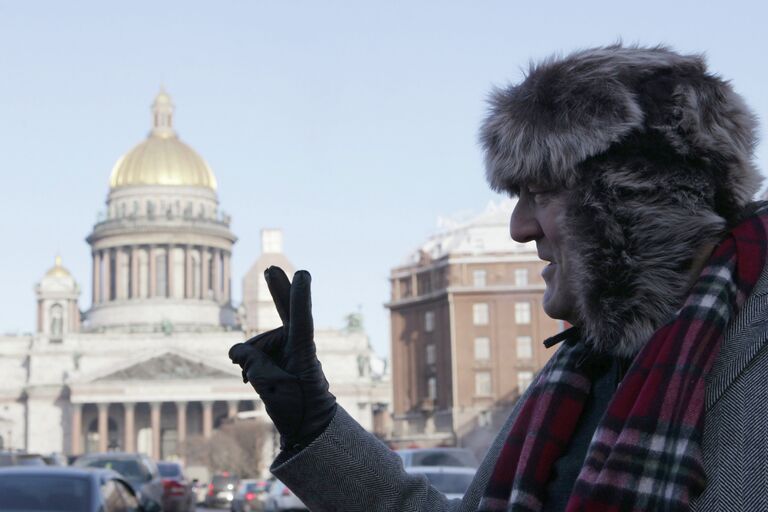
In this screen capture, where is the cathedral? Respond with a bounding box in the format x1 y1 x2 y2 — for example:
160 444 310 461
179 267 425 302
0 91 390 464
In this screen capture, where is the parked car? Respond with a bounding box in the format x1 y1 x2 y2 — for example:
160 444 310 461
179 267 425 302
405 465 476 500
0 465 158 511
231 479 270 512
205 472 240 508
158 460 196 512
73 452 164 511
395 448 479 468
263 479 307 512
0 450 47 467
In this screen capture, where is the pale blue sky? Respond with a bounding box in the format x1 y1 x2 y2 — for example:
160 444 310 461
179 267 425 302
1 1 766 357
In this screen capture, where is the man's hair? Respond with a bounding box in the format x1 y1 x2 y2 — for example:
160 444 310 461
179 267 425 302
479 44 762 356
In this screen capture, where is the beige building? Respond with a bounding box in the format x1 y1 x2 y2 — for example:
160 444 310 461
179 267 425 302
0 90 390 467
386 200 562 448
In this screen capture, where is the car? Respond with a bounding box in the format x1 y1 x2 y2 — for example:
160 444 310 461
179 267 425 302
158 460 196 512
0 450 47 467
404 465 476 500
0 465 158 511
73 452 164 511
231 479 270 512
395 447 479 468
263 479 307 512
205 472 240 508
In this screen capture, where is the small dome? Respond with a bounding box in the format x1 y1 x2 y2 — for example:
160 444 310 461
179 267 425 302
45 255 73 279
109 89 218 190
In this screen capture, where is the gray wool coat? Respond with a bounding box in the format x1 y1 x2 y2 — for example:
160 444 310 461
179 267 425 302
272 261 768 512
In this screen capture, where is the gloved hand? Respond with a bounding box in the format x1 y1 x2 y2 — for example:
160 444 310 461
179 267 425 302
228 266 337 450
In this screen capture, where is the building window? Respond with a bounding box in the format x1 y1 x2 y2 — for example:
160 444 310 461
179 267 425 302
475 372 492 396
514 268 528 286
417 272 432 295
425 311 435 332
516 336 533 359
518 371 534 393
427 377 437 400
473 303 489 325
515 302 531 324
426 344 436 365
50 303 63 341
474 337 490 360
399 277 412 299
473 269 487 287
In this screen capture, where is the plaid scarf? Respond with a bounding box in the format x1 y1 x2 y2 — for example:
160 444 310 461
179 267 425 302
479 204 768 512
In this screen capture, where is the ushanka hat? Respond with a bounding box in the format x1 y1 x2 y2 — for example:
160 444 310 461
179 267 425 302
480 44 762 356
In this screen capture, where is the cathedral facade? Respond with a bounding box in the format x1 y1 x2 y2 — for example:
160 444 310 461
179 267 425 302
0 91 390 464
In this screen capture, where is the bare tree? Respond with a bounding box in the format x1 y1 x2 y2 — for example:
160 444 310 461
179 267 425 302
183 419 270 478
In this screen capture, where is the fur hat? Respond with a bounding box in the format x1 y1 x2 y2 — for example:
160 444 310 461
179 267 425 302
480 45 762 356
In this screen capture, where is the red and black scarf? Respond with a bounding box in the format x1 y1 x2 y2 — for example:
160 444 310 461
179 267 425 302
479 204 768 511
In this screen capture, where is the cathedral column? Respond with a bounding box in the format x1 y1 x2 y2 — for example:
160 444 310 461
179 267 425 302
184 246 193 299
201 249 210 300
202 401 213 439
212 248 221 303
130 246 139 299
97 403 109 452
123 402 135 452
223 251 231 303
149 246 157 297
71 403 82 455
167 245 175 298
115 250 125 299
227 400 238 419
175 401 187 455
103 250 112 302
92 251 101 305
150 402 162 459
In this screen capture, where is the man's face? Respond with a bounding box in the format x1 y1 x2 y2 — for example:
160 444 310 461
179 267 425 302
510 186 578 324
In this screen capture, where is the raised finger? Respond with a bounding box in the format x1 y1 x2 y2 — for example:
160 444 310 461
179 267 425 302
264 266 291 325
287 270 315 360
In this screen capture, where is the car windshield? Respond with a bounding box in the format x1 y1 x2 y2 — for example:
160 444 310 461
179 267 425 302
0 474 92 511
157 463 182 478
212 475 238 489
410 450 477 468
421 472 474 495
77 458 149 481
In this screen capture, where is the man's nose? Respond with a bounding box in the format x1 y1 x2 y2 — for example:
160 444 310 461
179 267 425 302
510 200 541 243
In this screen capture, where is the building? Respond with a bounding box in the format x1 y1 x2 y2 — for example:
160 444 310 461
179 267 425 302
0 90 390 466
385 200 562 448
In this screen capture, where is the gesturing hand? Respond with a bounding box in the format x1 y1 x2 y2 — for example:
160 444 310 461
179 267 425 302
228 266 337 450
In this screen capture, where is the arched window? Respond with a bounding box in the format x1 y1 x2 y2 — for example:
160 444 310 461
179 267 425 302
50 303 64 341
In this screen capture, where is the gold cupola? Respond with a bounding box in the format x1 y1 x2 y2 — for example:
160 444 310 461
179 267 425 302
108 89 218 190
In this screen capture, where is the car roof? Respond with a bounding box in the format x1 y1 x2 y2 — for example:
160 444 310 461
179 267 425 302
76 452 148 459
404 465 477 474
0 465 122 479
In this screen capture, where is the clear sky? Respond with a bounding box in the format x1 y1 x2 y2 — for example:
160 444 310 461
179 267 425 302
1 1 766 357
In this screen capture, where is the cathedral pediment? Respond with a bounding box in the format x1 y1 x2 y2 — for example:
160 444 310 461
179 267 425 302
94 353 235 382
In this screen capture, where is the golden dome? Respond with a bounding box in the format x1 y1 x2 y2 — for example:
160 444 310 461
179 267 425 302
109 89 218 190
45 255 73 279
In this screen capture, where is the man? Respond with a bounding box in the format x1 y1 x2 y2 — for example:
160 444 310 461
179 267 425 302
230 45 768 511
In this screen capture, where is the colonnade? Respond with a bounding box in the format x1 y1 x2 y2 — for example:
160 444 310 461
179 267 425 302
71 399 253 458
92 245 231 305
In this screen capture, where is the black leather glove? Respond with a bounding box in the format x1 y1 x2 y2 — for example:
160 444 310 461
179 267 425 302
228 266 337 451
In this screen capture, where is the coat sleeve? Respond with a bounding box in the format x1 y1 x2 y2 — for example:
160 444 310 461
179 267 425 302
270 347 566 512
270 405 457 512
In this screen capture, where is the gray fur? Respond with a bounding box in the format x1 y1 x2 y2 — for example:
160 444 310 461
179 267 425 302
479 44 762 355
